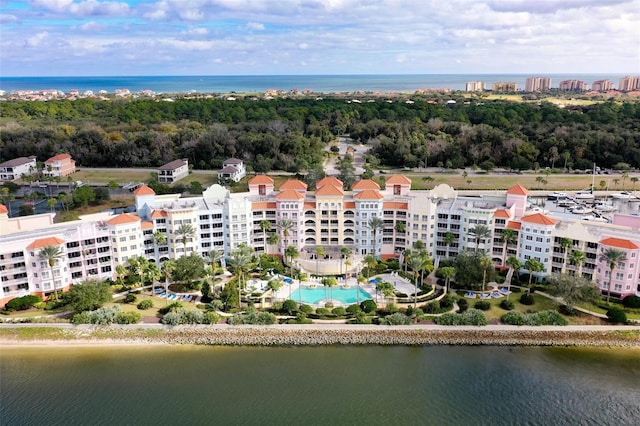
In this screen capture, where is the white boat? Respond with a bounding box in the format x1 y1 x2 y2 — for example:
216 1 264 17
547 191 567 201
582 215 608 223
593 201 617 212
575 191 594 200
611 191 635 200
571 206 593 214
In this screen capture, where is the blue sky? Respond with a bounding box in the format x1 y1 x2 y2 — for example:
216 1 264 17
1 0 638 76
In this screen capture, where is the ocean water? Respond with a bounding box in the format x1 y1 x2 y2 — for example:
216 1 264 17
1 345 639 426
0 74 631 94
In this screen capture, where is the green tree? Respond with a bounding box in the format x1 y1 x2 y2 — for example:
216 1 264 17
559 237 572 274
569 250 586 277
72 185 96 207
480 256 493 293
153 230 167 247
128 256 149 290
47 197 57 213
439 266 456 294
547 273 599 312
336 154 356 189
38 245 63 301
505 256 522 299
161 260 177 302
173 253 206 289
175 223 195 256
631 176 639 191
407 252 425 310
267 232 280 256
115 263 129 289
228 244 254 307
367 216 385 258
66 280 111 312
277 217 294 249
314 245 325 275
285 245 300 296
600 248 627 303
363 254 377 279
468 224 491 254
443 231 456 258
500 228 517 265
524 258 544 292
340 246 351 276
322 276 338 300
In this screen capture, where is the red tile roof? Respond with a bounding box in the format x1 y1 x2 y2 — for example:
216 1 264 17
600 237 639 250
133 184 156 196
383 201 408 209
494 209 511 218
252 201 277 209
150 210 168 218
0 204 7 214
521 213 556 226
106 213 141 226
279 179 307 191
507 184 529 196
316 177 344 189
27 236 65 250
315 184 345 196
354 189 384 200
45 153 71 163
141 221 154 230
304 202 316 209
248 175 275 185
275 189 305 200
385 174 412 185
507 221 521 230
344 201 356 209
352 179 380 190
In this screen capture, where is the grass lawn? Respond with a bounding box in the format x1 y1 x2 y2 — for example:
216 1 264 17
55 196 134 222
465 292 561 322
576 301 640 321
74 169 152 184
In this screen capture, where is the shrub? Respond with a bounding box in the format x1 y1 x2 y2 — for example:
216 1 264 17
439 295 455 309
474 300 491 311
499 300 515 311
227 310 276 325
115 311 141 324
360 299 377 313
457 298 468 312
434 309 487 326
379 312 412 325
316 307 331 316
606 307 627 324
299 304 313 314
622 295 640 309
71 306 121 325
5 295 42 311
332 307 346 316
353 311 371 324
137 299 153 310
519 293 535 305
501 311 525 326
282 299 297 315
423 301 440 314
124 294 137 304
501 310 569 326
159 302 183 315
202 311 220 324
209 299 224 311
346 304 362 315
324 302 334 309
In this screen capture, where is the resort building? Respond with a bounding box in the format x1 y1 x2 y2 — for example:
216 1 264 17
618 76 640 91
592 80 614 91
43 153 76 178
491 82 517 92
525 77 552 92
218 158 247 183
0 156 37 181
558 80 588 91
2 175 640 307
157 159 189 184
465 81 485 92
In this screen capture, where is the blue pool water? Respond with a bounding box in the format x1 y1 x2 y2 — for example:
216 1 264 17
291 286 372 305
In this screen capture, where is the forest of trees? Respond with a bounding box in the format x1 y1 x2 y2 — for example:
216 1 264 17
1 97 639 173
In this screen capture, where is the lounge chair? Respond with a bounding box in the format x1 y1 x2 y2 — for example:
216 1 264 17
499 287 511 294
464 291 476 298
480 293 491 299
491 291 503 298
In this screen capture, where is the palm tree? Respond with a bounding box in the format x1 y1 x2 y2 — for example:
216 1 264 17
153 230 167 246
622 171 629 189
500 229 517 265
47 197 57 213
129 256 149 291
284 245 299 299
161 260 177 304
559 237 572 274
259 219 272 258
340 246 351 276
480 256 493 293
115 264 129 290
367 216 385 258
267 233 280 257
468 224 491 254
407 252 424 310
631 176 639 191
315 246 326 275
39 245 63 301
277 218 294 250
175 223 195 257
443 231 456 259
229 244 254 307
207 249 223 275
363 254 377 279
569 250 586 277
600 248 627 303
439 266 456 295
145 262 161 296
505 256 522 300
524 258 544 293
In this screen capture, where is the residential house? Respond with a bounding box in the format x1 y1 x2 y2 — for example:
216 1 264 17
158 159 189 184
0 156 37 181
218 158 246 183
44 153 76 178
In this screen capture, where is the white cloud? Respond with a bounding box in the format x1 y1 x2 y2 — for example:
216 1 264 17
298 42 308 50
247 22 265 31
0 14 19 23
77 20 106 31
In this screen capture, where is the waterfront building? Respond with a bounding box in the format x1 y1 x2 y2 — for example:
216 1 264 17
465 81 485 92
43 153 76 178
0 156 37 181
592 79 613 91
491 82 517 92
2 176 640 306
525 77 552 92
157 159 189 184
618 76 640 91
558 80 588 91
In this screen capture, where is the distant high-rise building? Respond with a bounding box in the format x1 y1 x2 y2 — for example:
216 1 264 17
465 81 485 92
491 82 517 92
525 77 552 92
558 80 588 91
592 80 613 91
619 76 640 91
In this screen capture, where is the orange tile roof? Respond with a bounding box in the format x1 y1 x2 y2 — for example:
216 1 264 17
352 179 380 190
316 177 343 189
0 204 7 214
141 221 154 230
355 189 384 200
600 237 639 250
315 184 345 196
248 175 275 185
385 174 412 185
507 221 521 230
521 213 556 226
252 201 277 209
27 236 65 250
494 209 511 218
150 210 168 218
344 201 356 209
275 189 305 200
133 184 156 196
383 201 408 209
279 179 307 191
507 184 529 196
106 213 141 226
304 202 316 209
45 153 71 162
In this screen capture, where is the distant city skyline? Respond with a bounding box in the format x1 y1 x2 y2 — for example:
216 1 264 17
0 0 638 77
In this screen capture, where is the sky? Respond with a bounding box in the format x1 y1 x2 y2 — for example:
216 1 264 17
1 0 639 76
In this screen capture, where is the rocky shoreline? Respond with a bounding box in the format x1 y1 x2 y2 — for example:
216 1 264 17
2 325 640 347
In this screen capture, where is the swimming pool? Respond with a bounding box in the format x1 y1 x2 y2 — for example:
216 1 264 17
290 286 373 305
